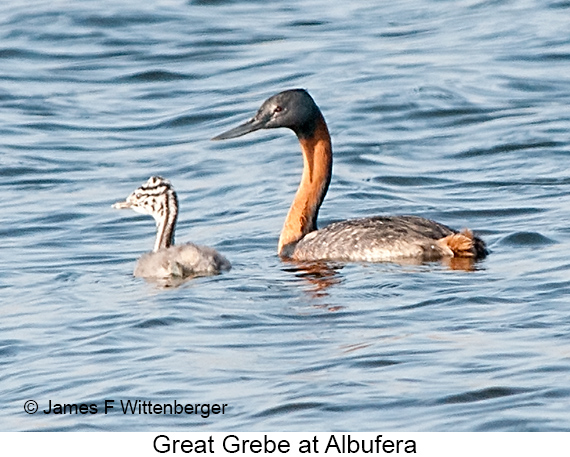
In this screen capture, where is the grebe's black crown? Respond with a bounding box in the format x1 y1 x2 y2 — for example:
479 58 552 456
257 89 319 132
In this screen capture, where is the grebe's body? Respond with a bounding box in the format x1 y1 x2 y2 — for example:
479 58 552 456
291 216 485 263
113 176 231 279
213 89 487 263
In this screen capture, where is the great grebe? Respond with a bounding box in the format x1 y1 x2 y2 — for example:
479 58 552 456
113 176 231 278
212 89 487 263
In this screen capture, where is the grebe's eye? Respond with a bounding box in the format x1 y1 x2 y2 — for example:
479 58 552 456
274 105 283 114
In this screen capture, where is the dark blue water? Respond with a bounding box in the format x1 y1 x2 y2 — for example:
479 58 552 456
1 0 569 431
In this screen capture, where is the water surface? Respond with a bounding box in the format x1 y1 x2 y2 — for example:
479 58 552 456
1 0 570 431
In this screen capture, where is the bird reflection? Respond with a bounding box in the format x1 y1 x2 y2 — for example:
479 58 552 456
441 256 482 271
283 255 481 302
282 260 344 302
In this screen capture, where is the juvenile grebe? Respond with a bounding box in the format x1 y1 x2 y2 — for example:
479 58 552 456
113 176 231 278
213 89 487 263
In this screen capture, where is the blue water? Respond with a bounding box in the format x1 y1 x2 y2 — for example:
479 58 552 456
1 0 570 431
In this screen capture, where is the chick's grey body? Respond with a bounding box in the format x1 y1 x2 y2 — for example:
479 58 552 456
113 176 230 280
134 243 230 279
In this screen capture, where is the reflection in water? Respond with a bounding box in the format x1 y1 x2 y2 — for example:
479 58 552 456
142 274 206 289
440 256 484 272
285 255 483 298
376 255 484 272
283 260 344 300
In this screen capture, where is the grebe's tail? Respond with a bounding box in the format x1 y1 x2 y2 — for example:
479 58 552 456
437 229 480 258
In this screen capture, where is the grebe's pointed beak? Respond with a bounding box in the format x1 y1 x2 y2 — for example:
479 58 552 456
211 115 266 141
112 200 132 210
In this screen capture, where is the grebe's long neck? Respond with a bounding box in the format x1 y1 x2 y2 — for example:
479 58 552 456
153 191 178 252
278 113 332 257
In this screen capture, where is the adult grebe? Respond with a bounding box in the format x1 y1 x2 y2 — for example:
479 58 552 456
113 176 231 278
213 89 487 263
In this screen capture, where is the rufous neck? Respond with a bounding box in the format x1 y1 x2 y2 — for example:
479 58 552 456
278 114 332 257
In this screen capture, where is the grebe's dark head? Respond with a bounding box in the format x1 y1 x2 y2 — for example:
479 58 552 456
212 89 323 140
113 176 178 226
